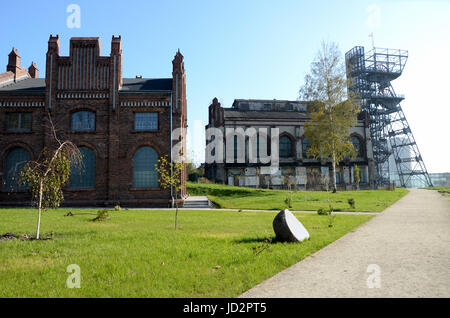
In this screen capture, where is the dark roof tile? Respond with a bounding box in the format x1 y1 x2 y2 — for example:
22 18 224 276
120 78 172 92
0 78 45 92
223 109 309 120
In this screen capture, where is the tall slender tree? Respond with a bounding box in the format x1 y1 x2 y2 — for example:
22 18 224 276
299 41 360 192
155 155 184 230
19 112 81 239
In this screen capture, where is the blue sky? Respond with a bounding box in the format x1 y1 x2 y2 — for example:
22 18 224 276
1 0 449 172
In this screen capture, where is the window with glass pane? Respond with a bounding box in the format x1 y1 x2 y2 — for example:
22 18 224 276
336 171 341 184
279 136 292 158
7 113 32 132
69 147 95 189
134 113 158 131
351 136 363 157
72 111 95 131
4 147 30 190
302 138 311 158
133 147 158 188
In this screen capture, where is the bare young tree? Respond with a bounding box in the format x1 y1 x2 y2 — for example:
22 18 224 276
155 155 184 230
19 112 81 239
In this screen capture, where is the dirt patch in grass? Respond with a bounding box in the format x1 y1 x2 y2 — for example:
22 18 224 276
0 232 53 241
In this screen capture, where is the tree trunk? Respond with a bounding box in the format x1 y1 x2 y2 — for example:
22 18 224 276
36 180 43 239
332 155 337 193
174 191 178 230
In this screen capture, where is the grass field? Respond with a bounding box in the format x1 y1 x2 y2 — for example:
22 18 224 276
425 186 450 197
0 208 373 297
187 182 409 212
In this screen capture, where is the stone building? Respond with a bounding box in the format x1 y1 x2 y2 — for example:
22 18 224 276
0 35 187 207
205 98 376 190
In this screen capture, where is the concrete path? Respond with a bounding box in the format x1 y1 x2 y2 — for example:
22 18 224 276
240 189 450 298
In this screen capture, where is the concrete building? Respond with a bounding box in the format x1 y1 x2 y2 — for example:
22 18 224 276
0 35 187 207
429 173 450 187
205 98 376 190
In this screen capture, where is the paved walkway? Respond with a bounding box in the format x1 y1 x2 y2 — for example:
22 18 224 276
240 189 450 298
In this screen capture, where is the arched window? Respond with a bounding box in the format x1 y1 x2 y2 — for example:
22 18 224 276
302 138 311 158
279 136 292 158
72 111 95 131
133 147 158 188
4 147 30 190
351 136 363 157
69 147 95 189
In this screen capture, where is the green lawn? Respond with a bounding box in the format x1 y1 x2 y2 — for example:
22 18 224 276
0 208 373 297
187 182 409 212
425 186 450 197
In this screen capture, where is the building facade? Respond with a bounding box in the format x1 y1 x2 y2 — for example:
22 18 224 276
0 35 187 207
205 98 376 190
429 173 450 187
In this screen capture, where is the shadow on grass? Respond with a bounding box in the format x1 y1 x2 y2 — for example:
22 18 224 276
233 236 279 244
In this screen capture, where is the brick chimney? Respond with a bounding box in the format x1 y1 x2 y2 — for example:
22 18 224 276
28 62 39 78
7 48 21 74
110 35 122 88
172 49 186 114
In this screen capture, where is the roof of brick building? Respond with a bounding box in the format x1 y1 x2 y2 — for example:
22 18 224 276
223 109 309 120
0 77 173 93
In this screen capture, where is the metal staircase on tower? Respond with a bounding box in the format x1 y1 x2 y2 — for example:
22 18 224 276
345 46 433 188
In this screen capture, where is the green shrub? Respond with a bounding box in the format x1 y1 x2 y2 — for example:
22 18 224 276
114 205 122 211
284 197 293 208
92 209 110 222
317 208 329 215
188 172 200 182
348 198 355 209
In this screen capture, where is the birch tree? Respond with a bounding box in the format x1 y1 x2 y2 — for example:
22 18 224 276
299 41 360 192
19 112 81 239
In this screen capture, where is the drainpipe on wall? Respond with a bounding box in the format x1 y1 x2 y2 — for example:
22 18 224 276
170 92 174 208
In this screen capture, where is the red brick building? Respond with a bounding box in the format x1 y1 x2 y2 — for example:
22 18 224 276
0 35 187 207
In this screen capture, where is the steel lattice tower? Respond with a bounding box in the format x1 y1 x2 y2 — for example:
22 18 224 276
345 46 433 188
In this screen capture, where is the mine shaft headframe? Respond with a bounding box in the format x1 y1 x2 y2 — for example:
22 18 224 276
346 46 409 80
345 45 433 188
365 47 408 74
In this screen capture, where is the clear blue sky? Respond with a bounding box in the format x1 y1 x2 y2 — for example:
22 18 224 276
1 0 449 172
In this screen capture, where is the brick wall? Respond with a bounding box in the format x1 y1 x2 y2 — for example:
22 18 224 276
0 35 187 207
